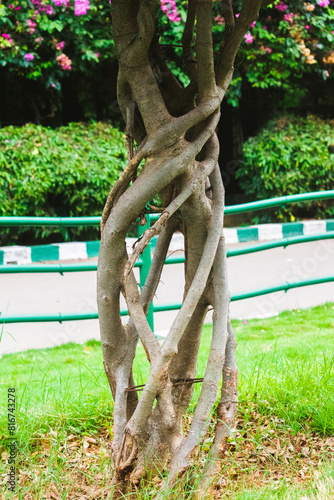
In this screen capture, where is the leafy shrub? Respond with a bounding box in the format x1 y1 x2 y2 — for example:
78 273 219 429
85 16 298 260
0 122 127 245
237 115 334 222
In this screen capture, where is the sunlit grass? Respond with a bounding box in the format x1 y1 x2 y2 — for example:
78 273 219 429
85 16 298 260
0 303 333 498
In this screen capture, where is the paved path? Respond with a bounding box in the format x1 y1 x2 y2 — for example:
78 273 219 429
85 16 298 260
1 239 333 355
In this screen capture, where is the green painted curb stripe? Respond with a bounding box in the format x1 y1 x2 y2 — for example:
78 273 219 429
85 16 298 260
86 241 100 258
0 251 3 266
31 245 59 262
327 220 334 232
237 227 259 242
282 222 304 238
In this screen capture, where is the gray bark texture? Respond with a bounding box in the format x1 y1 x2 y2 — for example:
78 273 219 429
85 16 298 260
97 0 264 496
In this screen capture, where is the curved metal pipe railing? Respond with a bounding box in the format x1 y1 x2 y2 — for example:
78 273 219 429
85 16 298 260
1 275 333 324
1 190 333 328
0 190 333 226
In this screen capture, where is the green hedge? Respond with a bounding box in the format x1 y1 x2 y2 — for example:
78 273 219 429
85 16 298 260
0 122 127 245
237 115 334 222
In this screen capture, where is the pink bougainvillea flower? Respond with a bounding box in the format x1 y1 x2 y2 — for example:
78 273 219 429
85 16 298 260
5 139 9 143
305 24 310 29
265 47 272 53
26 19 37 34
160 0 181 22
94 52 100 57
243 320 247 324
244 32 253 43
251 21 256 27
2 34 10 39
56 41 65 50
214 15 224 25
15 6 21 9
275 1 288 11
318 0 330 5
9 4 14 8
57 53 72 70
51 83 56 88
45 4 54 14
74 0 90 15
53 0 71 5
284 13 294 23
24 53 34 61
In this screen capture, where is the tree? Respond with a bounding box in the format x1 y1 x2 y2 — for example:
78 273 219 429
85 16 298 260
97 0 271 496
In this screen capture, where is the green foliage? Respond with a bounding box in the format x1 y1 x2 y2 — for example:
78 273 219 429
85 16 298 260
0 122 127 244
1 1 334 113
212 0 334 106
237 115 334 221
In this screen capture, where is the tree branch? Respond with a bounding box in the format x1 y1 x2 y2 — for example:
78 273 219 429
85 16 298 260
167 166 230 486
221 0 234 29
195 319 238 498
182 0 196 57
124 271 161 365
216 0 263 88
140 217 179 313
124 157 216 280
196 0 217 100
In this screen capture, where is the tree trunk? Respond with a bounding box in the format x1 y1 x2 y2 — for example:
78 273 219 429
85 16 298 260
97 0 265 495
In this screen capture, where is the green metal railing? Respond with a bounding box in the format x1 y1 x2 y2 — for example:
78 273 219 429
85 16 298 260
1 189 334 329
1 190 333 227
1 275 333 325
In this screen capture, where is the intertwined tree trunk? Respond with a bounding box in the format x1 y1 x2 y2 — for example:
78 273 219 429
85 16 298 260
97 0 266 496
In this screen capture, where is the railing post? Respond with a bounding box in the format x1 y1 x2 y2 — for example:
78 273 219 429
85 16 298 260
138 214 155 332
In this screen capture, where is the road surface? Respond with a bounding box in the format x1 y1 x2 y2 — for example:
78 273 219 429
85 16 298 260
0 239 333 355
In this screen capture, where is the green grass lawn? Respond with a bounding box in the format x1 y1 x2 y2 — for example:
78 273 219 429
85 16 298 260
0 303 334 498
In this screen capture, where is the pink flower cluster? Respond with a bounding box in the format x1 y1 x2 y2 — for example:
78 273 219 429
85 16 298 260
284 12 294 24
1 33 14 43
74 0 90 16
56 40 65 50
57 53 72 70
260 45 272 53
24 53 34 61
160 0 181 22
27 19 37 34
9 4 21 9
275 1 288 12
214 15 224 25
318 0 330 6
53 0 71 6
31 0 54 15
244 32 253 43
